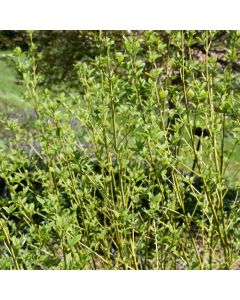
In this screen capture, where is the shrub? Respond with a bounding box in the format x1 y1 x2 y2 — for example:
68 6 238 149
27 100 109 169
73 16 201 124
1 30 240 269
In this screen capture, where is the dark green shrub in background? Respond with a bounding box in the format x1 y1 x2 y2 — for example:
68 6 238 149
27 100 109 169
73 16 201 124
1 30 240 269
0 30 29 50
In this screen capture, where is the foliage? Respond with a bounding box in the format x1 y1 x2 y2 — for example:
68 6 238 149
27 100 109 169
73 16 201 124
0 31 29 50
0 30 130 89
1 31 240 269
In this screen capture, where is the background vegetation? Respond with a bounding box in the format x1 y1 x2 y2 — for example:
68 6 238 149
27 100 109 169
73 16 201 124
1 30 240 269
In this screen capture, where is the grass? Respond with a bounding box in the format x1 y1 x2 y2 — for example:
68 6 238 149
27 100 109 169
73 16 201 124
0 50 31 152
0 50 28 112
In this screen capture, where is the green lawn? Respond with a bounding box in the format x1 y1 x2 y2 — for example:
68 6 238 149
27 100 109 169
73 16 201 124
0 50 27 111
0 50 30 151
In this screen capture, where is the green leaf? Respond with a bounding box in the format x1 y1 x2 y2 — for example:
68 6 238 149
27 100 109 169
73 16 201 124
65 253 72 269
68 234 81 247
